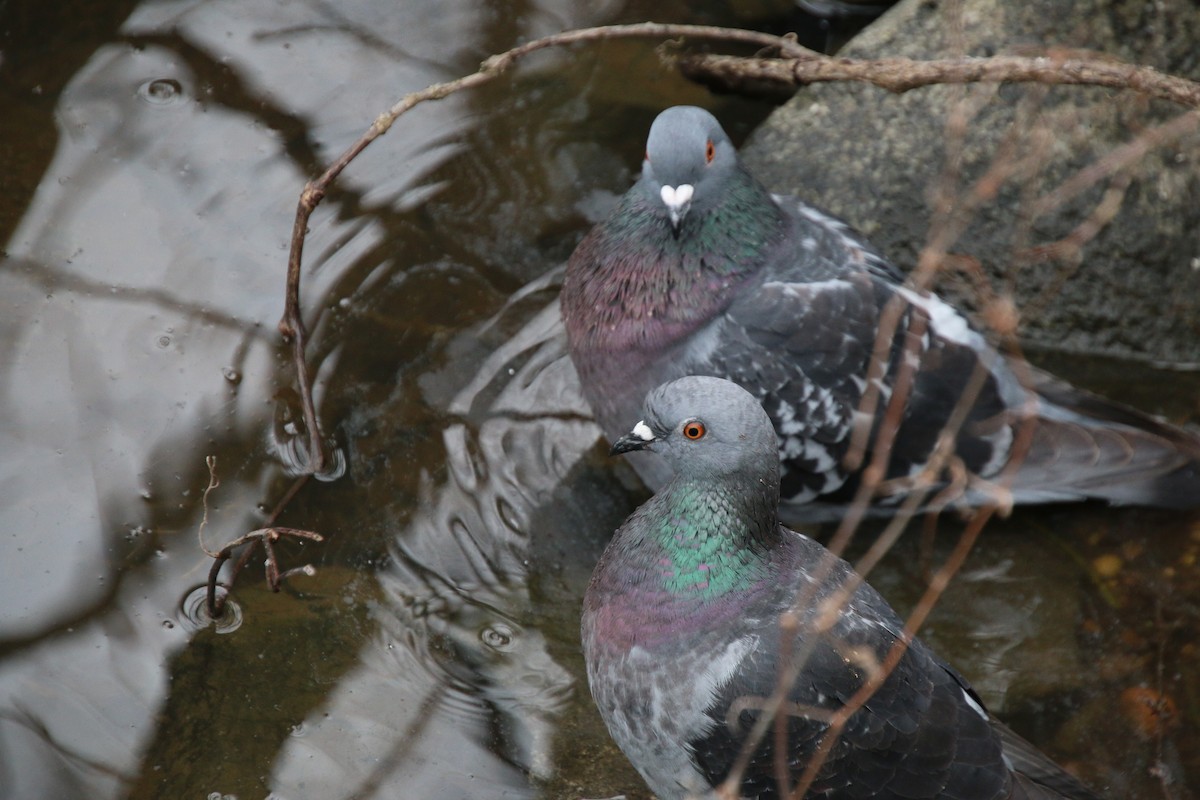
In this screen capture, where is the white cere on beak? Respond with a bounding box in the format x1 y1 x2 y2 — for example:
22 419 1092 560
660 184 694 228
631 420 655 442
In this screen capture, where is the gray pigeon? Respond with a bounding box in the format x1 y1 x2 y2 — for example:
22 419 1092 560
562 105 1200 521
582 375 1103 800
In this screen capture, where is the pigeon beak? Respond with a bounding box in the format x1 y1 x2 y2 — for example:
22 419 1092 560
660 184 693 234
610 419 657 456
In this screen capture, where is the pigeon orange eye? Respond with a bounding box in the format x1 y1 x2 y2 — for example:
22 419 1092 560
683 421 706 440
705 139 715 164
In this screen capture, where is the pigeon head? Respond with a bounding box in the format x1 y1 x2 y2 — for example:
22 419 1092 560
611 376 779 486
639 106 739 232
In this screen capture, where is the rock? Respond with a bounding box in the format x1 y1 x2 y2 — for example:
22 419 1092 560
741 0 1200 364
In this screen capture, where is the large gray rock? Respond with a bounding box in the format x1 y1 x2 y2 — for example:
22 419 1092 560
742 0 1200 364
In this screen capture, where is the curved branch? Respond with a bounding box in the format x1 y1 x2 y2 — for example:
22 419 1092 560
277 22 811 474
678 51 1200 108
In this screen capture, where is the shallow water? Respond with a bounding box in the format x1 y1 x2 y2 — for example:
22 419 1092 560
1 1 1197 799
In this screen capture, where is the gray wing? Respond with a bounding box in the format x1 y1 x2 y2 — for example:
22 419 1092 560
785 197 1200 511
687 533 1100 799
703 271 882 504
707 269 1020 507
687 540 1015 799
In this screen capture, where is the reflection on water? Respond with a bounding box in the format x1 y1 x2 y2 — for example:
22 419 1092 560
0 0 789 797
1 0 1198 798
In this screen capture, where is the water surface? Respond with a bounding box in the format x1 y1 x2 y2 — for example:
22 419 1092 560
0 1 1197 798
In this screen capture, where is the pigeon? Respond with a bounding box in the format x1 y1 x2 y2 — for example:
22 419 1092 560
582 375 1102 800
561 105 1200 521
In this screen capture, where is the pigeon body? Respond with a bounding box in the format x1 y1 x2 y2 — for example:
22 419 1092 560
582 375 1102 800
562 105 1200 521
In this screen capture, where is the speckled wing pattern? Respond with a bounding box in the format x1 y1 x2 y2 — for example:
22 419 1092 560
741 198 1200 516
710 271 879 504
696 197 1021 512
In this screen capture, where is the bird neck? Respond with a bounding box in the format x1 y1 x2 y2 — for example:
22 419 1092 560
584 469 784 651
632 472 782 601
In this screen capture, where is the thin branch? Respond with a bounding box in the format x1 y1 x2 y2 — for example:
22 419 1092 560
198 456 222 558
1030 107 1200 217
1151 600 1177 800
205 473 312 617
840 294 910 473
1018 169 1135 318
676 51 1200 108
204 526 324 617
788 502 997 799
723 93 1051 793
200 458 322 617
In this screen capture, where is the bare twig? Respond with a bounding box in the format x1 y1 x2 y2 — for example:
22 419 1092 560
200 456 321 617
721 73 1056 790
788 503 997 799
840 294 908 474
204 526 324 617
197 455 222 558
1017 169 1135 318
1149 601 1181 800
676 51 1200 108
1029 107 1200 217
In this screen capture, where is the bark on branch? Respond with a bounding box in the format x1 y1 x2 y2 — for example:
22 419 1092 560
677 51 1200 107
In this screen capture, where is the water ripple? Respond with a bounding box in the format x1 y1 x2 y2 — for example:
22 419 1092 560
136 77 185 108
178 585 243 634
